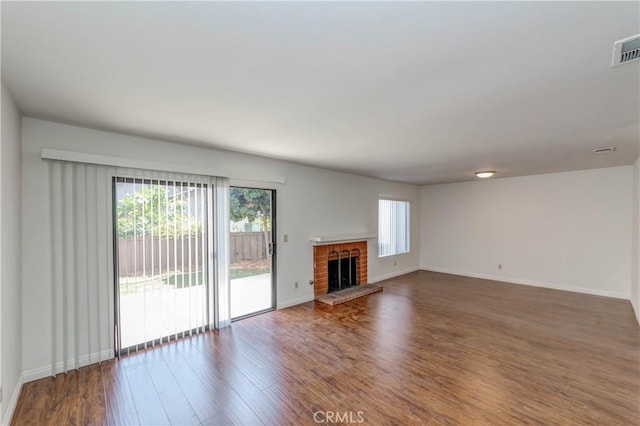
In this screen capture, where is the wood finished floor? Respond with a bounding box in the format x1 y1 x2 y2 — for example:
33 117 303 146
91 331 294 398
12 271 640 425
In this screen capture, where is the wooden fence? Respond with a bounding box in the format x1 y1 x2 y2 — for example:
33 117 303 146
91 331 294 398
230 232 268 263
118 232 267 276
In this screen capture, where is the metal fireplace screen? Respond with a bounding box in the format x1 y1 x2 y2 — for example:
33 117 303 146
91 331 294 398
327 248 361 293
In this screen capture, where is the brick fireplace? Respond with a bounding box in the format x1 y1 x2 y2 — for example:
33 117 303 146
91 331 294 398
313 241 367 297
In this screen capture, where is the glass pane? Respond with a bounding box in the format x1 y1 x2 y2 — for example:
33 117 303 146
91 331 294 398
115 178 208 351
378 199 410 257
230 187 274 319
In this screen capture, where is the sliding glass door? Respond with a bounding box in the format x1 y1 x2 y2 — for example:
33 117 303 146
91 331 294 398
230 187 276 319
114 177 209 353
113 179 273 351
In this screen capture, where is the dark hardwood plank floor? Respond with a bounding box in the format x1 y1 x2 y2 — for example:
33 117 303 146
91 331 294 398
12 271 640 425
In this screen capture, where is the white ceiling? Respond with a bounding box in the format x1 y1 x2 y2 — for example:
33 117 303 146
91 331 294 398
2 1 639 185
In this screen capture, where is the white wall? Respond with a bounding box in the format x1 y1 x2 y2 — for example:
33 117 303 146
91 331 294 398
1 84 23 423
21 117 420 377
0 86 3 424
631 157 639 324
420 167 633 299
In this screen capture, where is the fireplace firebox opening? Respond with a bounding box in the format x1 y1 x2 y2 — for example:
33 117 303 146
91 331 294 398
327 249 360 293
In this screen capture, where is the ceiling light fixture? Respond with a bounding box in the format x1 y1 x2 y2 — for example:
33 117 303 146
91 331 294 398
475 171 495 178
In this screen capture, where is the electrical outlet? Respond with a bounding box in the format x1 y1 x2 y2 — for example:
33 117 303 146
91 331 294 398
295 281 298 289
498 264 502 270
283 234 288 243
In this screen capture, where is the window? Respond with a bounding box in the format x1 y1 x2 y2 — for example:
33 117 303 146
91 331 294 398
378 199 410 257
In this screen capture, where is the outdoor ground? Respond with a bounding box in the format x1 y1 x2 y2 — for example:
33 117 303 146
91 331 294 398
119 259 272 349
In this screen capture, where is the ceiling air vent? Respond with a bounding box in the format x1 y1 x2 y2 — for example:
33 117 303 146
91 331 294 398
593 147 616 154
612 35 640 66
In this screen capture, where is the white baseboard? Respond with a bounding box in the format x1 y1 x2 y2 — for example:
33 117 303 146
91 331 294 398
631 298 640 326
369 267 420 284
421 266 629 300
23 349 114 383
276 267 422 309
277 294 314 310
1 372 24 426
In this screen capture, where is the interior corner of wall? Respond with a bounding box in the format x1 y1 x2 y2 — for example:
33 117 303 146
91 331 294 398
1 372 24 426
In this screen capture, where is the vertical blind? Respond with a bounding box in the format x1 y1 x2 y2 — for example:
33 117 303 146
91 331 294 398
49 162 115 374
47 160 231 373
378 199 410 257
114 176 210 354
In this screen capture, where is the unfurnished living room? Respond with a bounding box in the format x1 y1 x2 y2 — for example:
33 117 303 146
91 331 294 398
1 1 639 425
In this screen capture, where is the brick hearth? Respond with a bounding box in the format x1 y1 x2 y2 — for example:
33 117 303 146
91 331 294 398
313 241 367 297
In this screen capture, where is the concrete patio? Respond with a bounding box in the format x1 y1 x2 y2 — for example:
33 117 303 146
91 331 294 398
119 273 272 349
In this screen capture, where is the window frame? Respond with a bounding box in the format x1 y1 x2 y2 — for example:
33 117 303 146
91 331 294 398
377 198 411 258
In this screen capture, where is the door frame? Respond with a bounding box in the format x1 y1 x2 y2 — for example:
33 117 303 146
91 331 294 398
230 187 277 321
